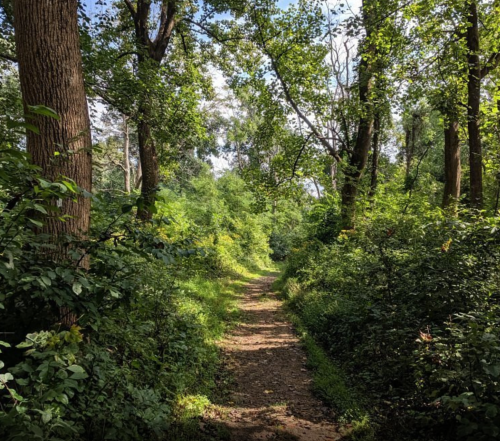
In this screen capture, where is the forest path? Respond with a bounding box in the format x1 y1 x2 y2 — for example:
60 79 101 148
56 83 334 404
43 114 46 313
202 275 341 441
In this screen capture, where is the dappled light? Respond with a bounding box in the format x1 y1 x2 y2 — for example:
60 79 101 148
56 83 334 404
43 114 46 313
201 276 340 441
1 0 500 440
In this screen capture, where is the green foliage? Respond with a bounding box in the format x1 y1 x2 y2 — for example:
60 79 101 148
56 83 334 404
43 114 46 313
0 148 272 440
0 327 87 440
279 197 500 440
157 167 272 276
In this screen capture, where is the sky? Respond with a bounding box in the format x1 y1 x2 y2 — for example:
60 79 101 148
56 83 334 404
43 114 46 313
85 0 363 175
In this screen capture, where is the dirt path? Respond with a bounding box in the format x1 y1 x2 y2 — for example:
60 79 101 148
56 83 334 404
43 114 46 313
202 275 341 441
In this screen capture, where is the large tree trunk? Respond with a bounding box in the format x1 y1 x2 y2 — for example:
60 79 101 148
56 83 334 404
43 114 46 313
442 119 461 211
466 0 483 209
13 0 93 325
369 113 381 199
340 0 375 229
123 115 131 193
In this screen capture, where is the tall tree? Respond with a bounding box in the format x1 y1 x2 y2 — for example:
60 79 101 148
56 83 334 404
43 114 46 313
466 0 482 208
442 118 461 210
13 0 93 324
244 0 395 229
340 0 378 228
123 0 176 219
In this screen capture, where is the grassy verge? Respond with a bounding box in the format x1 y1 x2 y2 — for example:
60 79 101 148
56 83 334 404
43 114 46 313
273 279 376 440
165 267 275 440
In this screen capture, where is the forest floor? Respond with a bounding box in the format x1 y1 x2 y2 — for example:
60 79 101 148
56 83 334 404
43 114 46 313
200 274 342 441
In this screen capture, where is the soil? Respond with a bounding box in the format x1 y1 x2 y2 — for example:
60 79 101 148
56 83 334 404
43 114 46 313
201 275 342 441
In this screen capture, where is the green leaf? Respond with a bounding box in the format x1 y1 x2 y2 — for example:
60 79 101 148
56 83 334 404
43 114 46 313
483 364 500 377
56 393 69 405
33 204 48 215
41 410 52 424
109 289 121 299
0 373 14 382
28 105 61 121
29 219 44 228
15 378 30 386
7 119 40 134
121 204 134 214
40 276 51 286
17 341 34 349
67 365 88 380
72 282 82 295
31 424 43 438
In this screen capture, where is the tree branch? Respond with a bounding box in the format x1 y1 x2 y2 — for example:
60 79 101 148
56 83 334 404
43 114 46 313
152 0 176 60
253 9 341 162
116 51 141 60
0 53 17 63
123 0 137 19
183 18 242 44
481 52 500 79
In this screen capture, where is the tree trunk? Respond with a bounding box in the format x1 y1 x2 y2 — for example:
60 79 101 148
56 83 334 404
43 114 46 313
340 0 376 229
13 0 93 326
442 119 461 211
137 103 159 219
123 115 131 193
331 161 337 191
466 0 483 209
124 0 177 219
135 160 143 189
369 113 381 199
404 127 412 178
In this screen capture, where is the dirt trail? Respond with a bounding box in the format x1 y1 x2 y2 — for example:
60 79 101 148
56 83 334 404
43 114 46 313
202 275 341 441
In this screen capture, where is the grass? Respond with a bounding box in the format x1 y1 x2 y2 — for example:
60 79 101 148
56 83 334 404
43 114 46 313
165 267 276 440
274 279 376 441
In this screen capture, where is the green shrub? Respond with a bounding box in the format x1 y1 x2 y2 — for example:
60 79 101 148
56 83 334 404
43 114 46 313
280 204 500 440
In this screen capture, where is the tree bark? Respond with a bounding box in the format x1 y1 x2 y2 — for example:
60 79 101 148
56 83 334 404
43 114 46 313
404 128 412 178
331 161 337 191
124 0 177 220
135 160 143 189
123 115 131 193
466 0 483 209
369 113 381 199
13 0 93 326
340 0 376 229
137 102 159 219
442 119 461 211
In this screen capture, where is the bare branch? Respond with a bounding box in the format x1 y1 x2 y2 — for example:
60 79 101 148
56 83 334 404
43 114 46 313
0 53 17 63
254 13 341 162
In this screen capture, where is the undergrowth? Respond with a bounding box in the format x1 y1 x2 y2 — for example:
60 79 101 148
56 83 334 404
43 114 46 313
276 278 375 441
277 198 500 441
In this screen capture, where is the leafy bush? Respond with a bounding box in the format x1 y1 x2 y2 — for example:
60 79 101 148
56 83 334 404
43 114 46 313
280 201 500 440
0 150 272 440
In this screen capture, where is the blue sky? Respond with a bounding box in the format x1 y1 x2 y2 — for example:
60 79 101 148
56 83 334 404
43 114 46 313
84 0 298 13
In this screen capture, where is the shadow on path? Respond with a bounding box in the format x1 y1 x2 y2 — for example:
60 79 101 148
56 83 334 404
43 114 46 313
202 275 341 441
